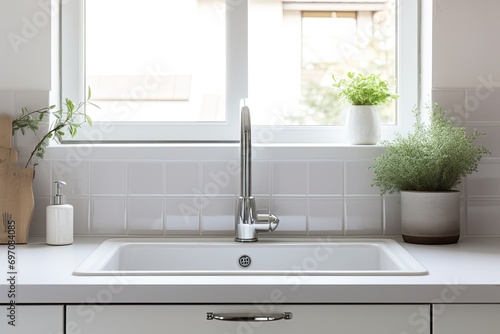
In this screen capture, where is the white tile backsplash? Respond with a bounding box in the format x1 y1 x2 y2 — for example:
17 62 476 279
69 197 90 235
165 197 200 234
91 161 127 195
254 196 270 213
53 160 89 196
35 154 500 237
30 197 50 237
271 197 307 232
383 196 402 236
200 197 234 234
345 161 380 195
201 161 238 196
90 197 126 235
128 197 164 234
308 198 343 235
252 161 271 195
309 161 343 195
272 162 307 195
128 162 164 195
345 197 383 235
165 162 200 195
466 199 500 236
467 163 500 197
467 124 500 158
33 159 52 197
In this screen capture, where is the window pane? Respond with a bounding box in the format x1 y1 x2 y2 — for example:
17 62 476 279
249 0 396 126
85 0 226 123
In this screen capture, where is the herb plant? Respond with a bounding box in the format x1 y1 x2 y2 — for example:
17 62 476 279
332 72 398 105
12 88 96 168
371 103 490 194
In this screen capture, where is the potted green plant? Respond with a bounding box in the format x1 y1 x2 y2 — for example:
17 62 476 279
332 72 398 145
0 89 96 244
370 103 490 244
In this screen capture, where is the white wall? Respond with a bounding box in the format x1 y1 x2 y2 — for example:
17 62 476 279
432 0 500 88
1 0 500 238
0 0 51 90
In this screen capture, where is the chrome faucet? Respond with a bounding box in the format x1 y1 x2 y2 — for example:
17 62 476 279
235 105 279 242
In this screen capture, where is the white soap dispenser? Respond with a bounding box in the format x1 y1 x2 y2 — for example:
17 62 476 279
46 181 74 245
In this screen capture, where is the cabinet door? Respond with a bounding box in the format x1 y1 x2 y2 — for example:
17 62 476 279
0 305 64 334
433 304 500 334
67 304 430 334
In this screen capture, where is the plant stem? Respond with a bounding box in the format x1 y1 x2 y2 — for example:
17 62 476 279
24 123 64 168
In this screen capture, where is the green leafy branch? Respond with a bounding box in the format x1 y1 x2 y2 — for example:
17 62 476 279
12 88 97 168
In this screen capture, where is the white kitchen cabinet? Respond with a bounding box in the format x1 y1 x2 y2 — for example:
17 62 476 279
66 304 430 334
0 305 64 334
433 304 500 334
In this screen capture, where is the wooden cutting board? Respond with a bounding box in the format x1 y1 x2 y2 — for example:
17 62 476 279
0 115 35 244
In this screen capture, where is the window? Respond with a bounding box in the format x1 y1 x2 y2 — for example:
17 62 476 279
85 0 225 123
62 0 418 143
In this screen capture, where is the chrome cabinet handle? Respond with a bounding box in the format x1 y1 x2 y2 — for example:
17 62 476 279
206 312 292 322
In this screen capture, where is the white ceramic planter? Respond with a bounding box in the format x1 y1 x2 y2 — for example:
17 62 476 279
400 190 460 244
345 105 380 145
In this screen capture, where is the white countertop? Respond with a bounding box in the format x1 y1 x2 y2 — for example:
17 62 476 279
2 236 500 304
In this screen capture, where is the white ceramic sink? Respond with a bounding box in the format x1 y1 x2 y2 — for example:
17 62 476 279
73 238 427 276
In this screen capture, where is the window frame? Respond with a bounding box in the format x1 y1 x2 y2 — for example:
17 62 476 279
60 0 419 144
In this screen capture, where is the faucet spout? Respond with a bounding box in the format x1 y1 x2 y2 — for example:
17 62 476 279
235 105 279 242
241 106 252 199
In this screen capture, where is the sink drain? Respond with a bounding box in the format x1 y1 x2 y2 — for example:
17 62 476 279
238 255 252 268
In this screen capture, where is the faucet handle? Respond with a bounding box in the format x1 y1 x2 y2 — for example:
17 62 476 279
256 213 280 231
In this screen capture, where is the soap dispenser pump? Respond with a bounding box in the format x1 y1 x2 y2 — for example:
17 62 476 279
46 181 73 245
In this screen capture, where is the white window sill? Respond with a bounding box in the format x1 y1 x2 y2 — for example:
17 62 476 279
44 143 385 161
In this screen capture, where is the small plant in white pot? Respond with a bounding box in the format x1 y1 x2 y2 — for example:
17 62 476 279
332 72 398 145
370 103 490 244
